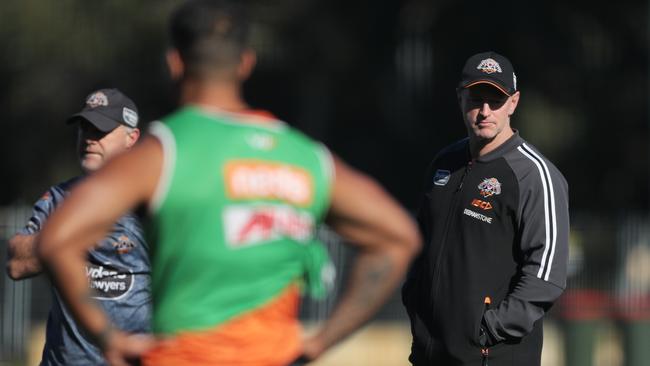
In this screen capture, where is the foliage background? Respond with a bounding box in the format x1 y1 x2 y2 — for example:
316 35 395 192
1 0 647 214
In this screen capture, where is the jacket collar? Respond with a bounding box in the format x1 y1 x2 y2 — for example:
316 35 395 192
474 129 524 163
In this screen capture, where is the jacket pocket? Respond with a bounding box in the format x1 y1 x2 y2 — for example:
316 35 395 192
473 296 491 347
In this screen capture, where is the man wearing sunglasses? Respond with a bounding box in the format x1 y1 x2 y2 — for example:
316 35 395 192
402 51 570 366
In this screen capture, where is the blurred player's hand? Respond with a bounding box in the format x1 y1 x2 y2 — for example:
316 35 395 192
103 330 156 366
297 335 325 363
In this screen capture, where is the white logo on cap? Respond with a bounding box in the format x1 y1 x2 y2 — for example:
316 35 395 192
477 58 502 74
512 72 517 90
122 107 138 127
86 91 109 108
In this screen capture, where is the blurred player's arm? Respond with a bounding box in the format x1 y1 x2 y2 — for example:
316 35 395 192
6 234 43 279
302 157 422 360
37 136 160 365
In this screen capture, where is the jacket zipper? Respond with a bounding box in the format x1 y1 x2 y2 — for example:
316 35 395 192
456 160 473 192
481 296 491 366
429 160 474 321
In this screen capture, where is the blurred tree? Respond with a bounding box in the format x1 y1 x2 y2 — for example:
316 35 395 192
0 0 647 214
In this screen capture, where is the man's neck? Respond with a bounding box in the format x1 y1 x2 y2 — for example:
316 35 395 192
179 79 249 112
469 128 514 158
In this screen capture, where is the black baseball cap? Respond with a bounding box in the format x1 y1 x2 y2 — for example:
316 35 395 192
66 88 139 132
458 51 517 96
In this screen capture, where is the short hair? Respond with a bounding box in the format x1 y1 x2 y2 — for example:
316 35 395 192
169 0 250 79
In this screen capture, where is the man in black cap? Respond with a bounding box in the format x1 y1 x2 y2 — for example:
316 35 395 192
69 88 141 172
402 51 570 365
6 88 152 365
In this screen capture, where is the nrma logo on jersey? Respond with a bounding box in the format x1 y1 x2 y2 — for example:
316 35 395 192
86 263 133 300
225 160 314 206
223 204 314 248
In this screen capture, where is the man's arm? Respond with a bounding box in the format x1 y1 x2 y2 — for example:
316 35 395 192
302 157 421 359
6 234 43 279
7 186 61 280
37 136 161 365
481 159 570 346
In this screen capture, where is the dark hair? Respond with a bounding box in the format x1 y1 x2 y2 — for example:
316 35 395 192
169 0 250 78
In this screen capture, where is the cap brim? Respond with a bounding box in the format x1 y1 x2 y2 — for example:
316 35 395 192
462 80 512 96
66 111 121 132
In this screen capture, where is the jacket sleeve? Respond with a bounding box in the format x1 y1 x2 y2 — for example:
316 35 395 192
483 149 569 345
18 187 61 235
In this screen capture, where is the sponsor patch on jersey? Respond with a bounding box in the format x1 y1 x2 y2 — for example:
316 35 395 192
477 58 502 74
478 177 502 197
225 160 314 206
246 133 276 151
86 263 134 300
113 235 136 254
463 208 493 224
223 204 314 248
433 169 451 186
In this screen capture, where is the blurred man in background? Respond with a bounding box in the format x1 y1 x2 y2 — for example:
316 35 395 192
402 51 569 366
6 88 151 365
36 1 421 365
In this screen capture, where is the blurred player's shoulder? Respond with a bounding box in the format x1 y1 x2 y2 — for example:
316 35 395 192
151 105 332 171
159 106 284 130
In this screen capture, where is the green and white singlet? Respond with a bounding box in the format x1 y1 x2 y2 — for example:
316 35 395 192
147 106 334 336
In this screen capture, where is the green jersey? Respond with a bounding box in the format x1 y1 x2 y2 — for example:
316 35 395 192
147 106 333 335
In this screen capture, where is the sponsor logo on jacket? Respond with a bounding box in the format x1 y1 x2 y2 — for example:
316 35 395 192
463 208 493 224
471 198 493 210
433 169 451 186
478 177 502 197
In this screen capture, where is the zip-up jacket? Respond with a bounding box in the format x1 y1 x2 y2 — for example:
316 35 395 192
402 131 569 365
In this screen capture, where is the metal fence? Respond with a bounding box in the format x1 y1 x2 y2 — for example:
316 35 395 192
0 206 33 364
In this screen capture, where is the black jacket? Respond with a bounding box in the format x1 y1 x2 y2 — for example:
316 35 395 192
402 132 569 366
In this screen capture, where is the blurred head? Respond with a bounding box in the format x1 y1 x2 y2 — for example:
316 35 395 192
167 0 255 83
456 51 520 144
67 89 141 172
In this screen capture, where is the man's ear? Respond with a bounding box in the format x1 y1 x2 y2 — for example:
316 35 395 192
166 49 184 81
237 48 257 81
126 128 140 148
508 91 521 116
